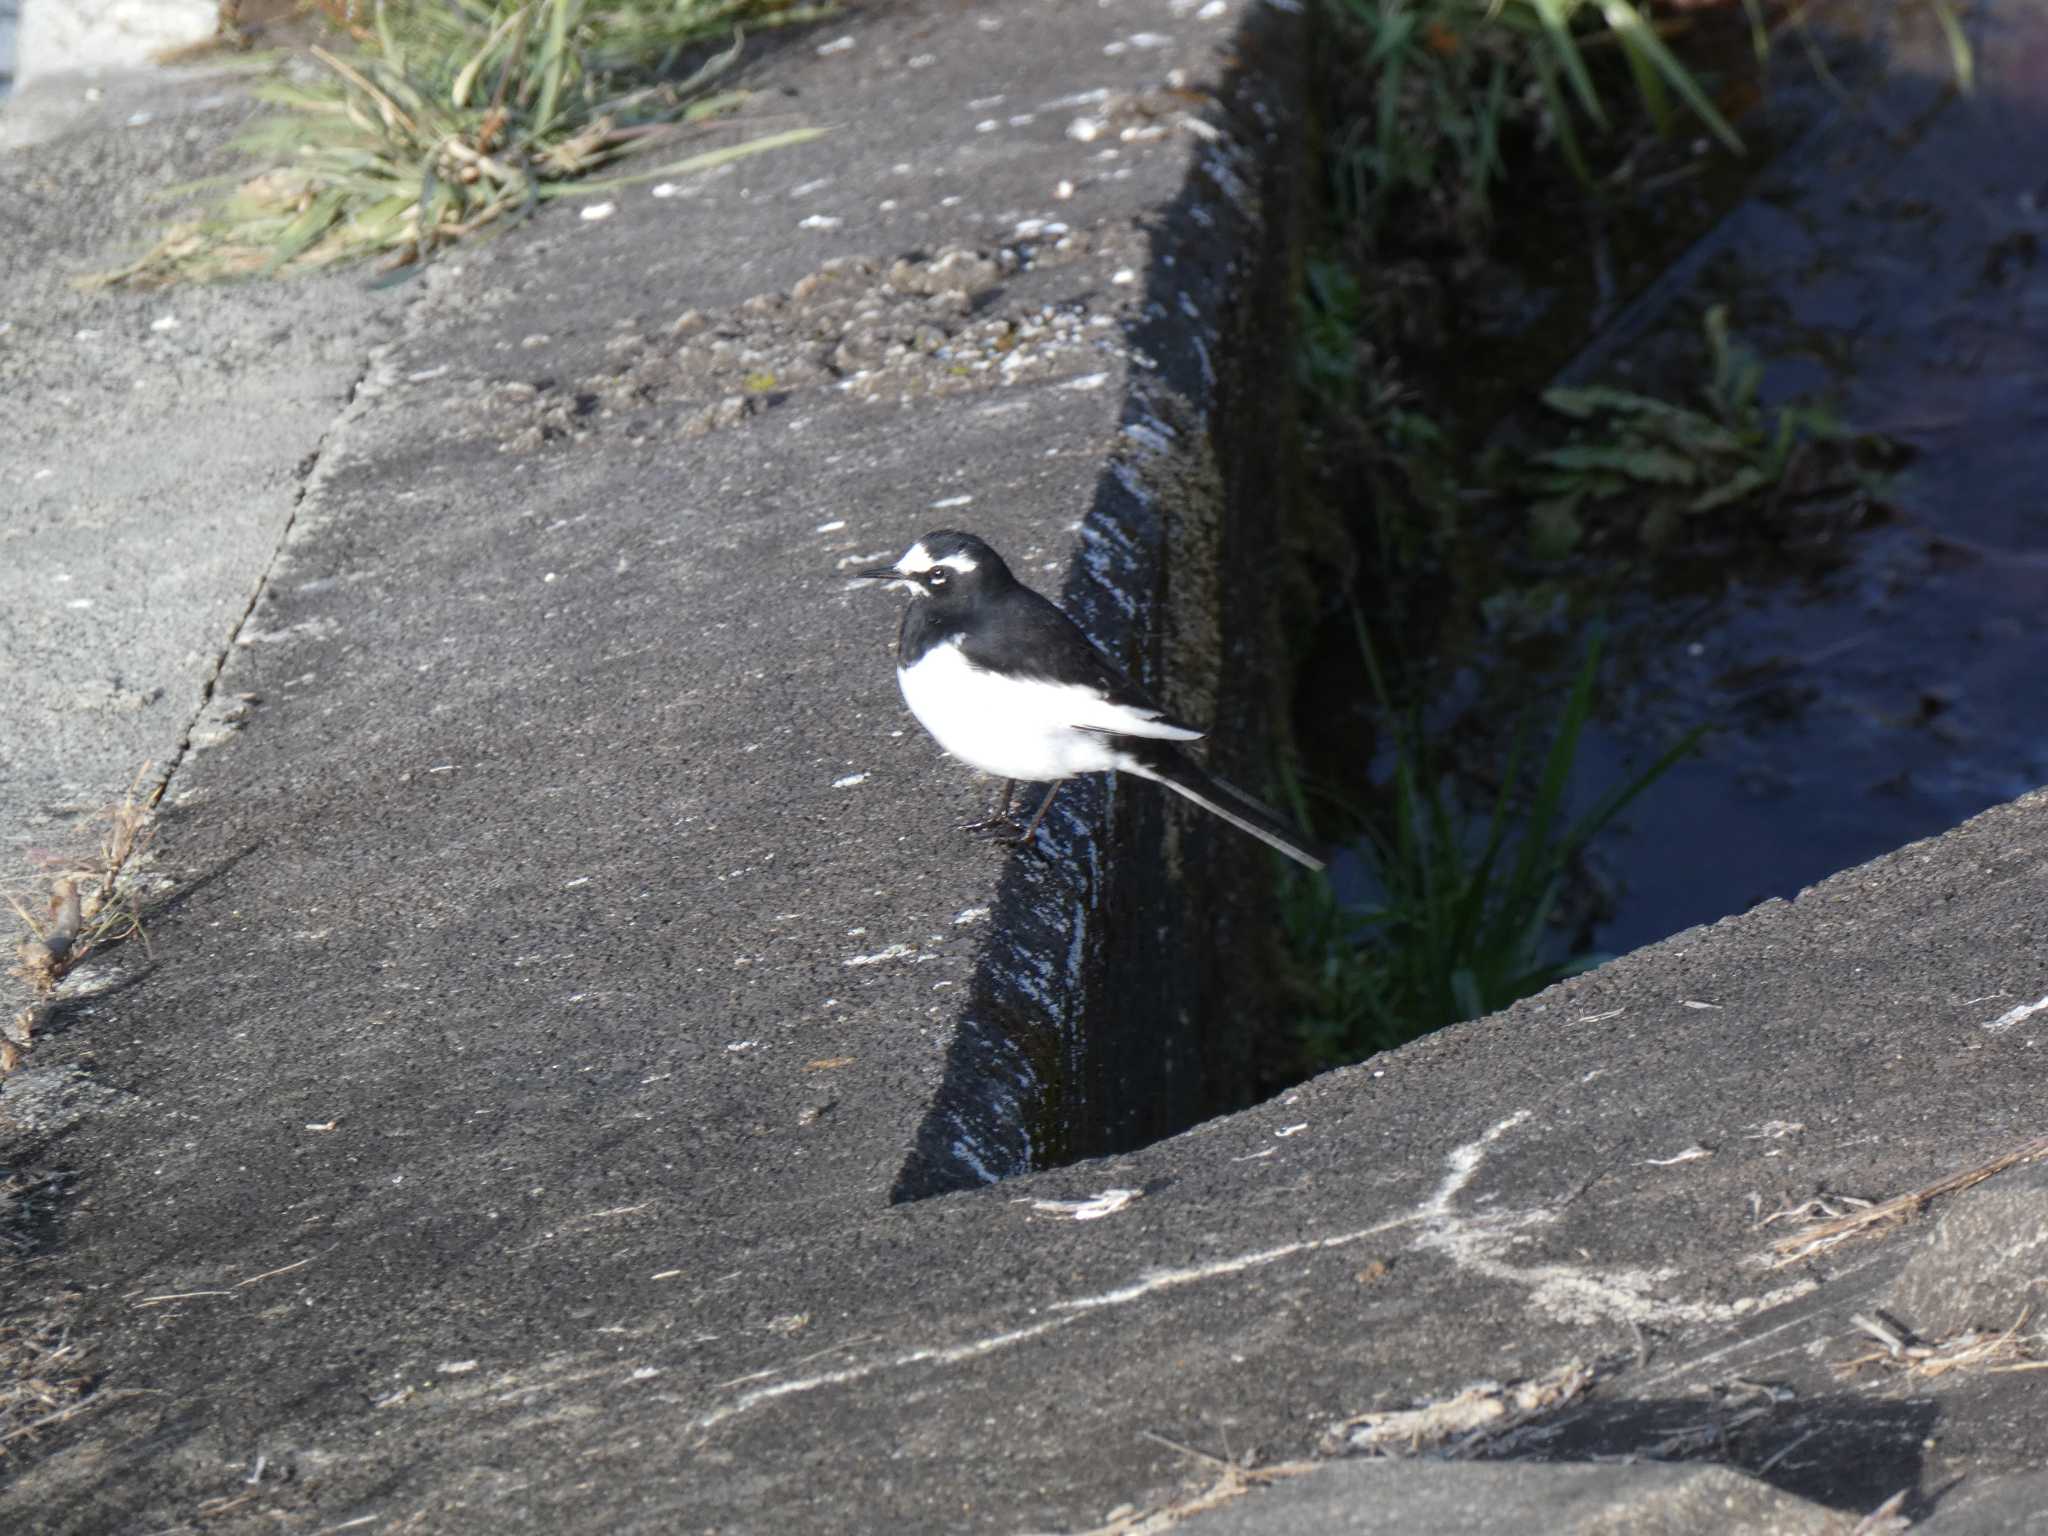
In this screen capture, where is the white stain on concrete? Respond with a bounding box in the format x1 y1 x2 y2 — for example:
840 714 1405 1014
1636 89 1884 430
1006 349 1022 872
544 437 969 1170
683 1110 1819 1437
1982 994 2048 1034
1412 1112 1815 1327
1027 1188 1138 1221
693 1320 1066 1433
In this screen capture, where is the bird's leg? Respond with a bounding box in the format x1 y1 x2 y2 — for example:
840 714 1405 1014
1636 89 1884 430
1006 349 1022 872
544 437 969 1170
1003 780 1065 851
958 779 1022 838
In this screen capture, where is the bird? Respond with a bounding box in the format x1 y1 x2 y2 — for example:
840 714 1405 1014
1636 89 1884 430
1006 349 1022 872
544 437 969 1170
857 529 1325 870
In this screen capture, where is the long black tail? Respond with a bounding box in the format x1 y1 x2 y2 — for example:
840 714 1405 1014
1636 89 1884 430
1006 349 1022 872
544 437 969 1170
1113 737 1325 871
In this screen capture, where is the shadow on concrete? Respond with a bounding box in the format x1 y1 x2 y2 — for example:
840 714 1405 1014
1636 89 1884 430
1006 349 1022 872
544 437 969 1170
1533 1392 1941 1515
889 4 1312 1200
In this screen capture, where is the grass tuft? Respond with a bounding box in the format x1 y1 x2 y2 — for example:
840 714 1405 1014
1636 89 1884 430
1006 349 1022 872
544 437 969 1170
1325 0 1974 248
4 769 160 1075
1519 305 1902 555
94 0 831 286
1282 621 1698 1070
1326 0 1745 244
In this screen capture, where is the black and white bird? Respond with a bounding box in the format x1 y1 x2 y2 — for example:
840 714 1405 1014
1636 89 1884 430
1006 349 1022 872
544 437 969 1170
857 530 1325 870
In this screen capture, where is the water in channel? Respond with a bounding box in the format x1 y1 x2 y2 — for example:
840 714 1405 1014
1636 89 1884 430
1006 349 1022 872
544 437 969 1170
1304 0 2048 964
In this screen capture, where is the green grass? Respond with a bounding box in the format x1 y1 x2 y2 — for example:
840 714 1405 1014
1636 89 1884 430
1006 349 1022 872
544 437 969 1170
1327 0 1975 247
1519 305 1899 554
1326 0 1745 243
98 0 830 285
1283 619 1698 1069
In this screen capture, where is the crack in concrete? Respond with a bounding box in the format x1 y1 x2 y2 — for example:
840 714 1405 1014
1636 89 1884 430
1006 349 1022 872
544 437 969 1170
149 399 347 806
151 282 433 808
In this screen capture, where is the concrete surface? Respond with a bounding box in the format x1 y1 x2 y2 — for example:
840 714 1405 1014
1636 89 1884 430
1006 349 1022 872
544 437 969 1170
1916 1471 2048 1535
15 0 213 88
4 2 2048 1534
1182 1463 1848 1535
0 60 400 856
1886 1163 2048 1338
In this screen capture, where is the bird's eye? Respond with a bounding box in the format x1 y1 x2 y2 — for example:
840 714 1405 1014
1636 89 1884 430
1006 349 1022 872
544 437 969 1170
928 570 947 586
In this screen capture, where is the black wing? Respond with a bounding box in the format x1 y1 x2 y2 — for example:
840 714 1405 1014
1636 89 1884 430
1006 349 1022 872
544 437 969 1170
961 585 1204 737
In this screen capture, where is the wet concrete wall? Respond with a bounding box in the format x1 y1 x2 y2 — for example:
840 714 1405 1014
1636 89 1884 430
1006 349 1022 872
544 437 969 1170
894 6 1317 1197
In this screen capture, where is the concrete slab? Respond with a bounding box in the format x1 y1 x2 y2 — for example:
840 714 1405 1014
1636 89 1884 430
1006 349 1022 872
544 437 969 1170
0 61 401 859
1922 1470 2048 1534
1885 1163 2048 1338
4 0 1319 1525
1179 1462 1845 1535
15 788 2047 1530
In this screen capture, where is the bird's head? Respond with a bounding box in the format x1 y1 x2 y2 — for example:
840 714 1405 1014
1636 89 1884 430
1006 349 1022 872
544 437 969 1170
856 529 1013 606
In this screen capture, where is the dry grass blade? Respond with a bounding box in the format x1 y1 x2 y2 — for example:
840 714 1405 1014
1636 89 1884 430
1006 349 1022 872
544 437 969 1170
1834 1307 2048 1382
1757 1193 1874 1229
1326 1359 1598 1457
4 767 161 1075
93 0 835 286
0 1313 97 1457
6 882 81 994
1848 1487 1912 1536
1768 1135 2048 1267
1049 1437 1319 1536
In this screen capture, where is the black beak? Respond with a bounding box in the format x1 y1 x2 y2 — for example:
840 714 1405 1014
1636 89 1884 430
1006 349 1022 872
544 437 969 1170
856 562 908 582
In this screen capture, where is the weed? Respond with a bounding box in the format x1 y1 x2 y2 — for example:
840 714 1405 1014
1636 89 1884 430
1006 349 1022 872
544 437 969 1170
4 771 160 1074
1295 256 1368 413
1518 304 1899 555
1283 620 1697 1069
1324 0 1975 248
96 0 830 286
1326 0 1745 245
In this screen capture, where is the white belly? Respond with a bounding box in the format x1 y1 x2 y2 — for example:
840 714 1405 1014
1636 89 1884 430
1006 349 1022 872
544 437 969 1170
898 641 1155 781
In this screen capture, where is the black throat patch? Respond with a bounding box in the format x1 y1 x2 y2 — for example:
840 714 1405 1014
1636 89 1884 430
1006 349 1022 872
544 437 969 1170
898 598 962 668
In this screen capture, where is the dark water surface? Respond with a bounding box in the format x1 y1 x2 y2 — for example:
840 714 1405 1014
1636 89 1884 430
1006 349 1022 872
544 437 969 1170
1552 1 2048 953
1304 1 2048 969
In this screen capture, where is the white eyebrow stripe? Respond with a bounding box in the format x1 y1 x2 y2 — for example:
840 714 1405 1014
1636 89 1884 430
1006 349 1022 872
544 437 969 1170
935 553 978 573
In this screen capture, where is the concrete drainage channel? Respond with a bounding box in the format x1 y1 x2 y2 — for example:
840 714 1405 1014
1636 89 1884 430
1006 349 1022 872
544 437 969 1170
892 34 1315 1200
8 2 2048 1533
